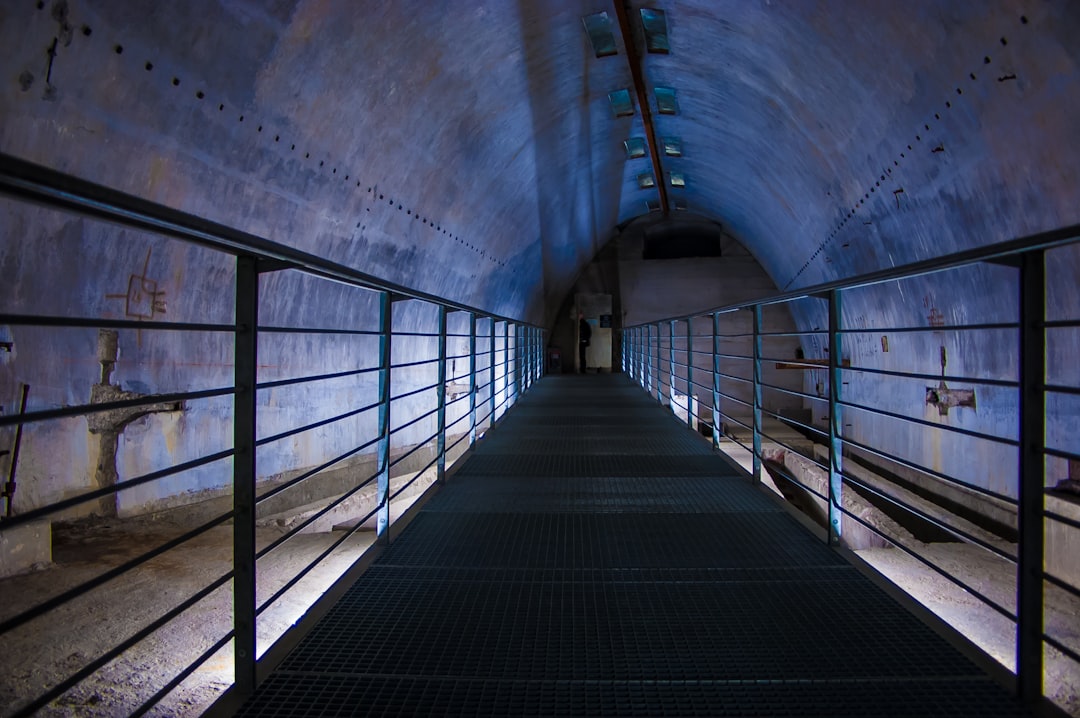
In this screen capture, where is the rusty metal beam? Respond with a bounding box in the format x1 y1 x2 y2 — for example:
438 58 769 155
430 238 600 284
613 0 668 214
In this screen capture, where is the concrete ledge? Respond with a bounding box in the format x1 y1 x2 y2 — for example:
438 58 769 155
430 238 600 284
0 519 51 577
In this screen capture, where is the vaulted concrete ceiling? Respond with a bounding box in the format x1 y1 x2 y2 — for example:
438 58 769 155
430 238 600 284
3 1 1079 325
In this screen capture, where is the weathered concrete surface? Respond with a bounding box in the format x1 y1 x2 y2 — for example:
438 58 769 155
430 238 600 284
0 519 50 578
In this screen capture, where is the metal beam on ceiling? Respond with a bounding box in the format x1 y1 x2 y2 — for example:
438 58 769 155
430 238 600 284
612 0 669 214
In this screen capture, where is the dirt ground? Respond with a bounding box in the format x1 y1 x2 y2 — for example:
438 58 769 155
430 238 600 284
0 493 417 717
858 543 1080 717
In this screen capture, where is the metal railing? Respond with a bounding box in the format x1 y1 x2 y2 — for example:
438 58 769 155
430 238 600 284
622 224 1080 712
0 153 543 716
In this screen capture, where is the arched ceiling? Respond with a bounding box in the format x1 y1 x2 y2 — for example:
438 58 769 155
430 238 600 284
2 1 1079 326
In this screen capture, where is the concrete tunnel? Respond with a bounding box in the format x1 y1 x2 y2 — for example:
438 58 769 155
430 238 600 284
1 0 1079 716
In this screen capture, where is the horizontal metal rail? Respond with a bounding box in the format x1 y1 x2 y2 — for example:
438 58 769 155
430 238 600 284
842 364 1018 388
0 386 235 429
258 326 380 336
256 472 380 561
836 322 1018 334
256 400 381 447
838 398 1019 446
837 503 1017 622
0 313 235 332
839 470 1015 561
256 366 380 390
839 433 1016 505
255 435 382 506
1 449 234 530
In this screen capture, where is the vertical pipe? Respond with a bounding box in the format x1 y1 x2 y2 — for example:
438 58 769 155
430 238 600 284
685 320 694 429
752 306 763 484
3 384 29 517
712 312 721 450
436 306 447 484
468 313 477 446
1017 250 1045 704
376 291 392 543
232 255 258 696
827 290 844 544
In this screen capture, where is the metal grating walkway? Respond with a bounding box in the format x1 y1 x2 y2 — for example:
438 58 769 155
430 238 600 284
235 374 1030 717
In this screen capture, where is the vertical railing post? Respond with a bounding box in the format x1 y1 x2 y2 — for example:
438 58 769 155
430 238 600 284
376 291 392 543
630 328 639 386
827 290 844 544
522 325 528 393
468 313 477 446
233 255 258 696
636 327 642 386
489 317 496 428
504 320 511 410
668 320 676 407
712 312 721 450
685 320 694 429
632 327 639 384
436 305 447 484
653 323 661 402
531 326 537 383
642 327 647 390
1017 250 1045 705
752 306 763 484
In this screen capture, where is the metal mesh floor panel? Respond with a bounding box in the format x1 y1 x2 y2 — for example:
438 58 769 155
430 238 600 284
373 512 843 569
276 574 981 680
237 675 1025 718
456 453 735 477
423 475 782 514
236 375 1031 717
477 435 716 456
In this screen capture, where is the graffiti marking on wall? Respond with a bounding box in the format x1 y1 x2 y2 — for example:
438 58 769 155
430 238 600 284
105 249 167 345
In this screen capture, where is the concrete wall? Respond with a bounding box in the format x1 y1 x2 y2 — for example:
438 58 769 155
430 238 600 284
0 205 474 520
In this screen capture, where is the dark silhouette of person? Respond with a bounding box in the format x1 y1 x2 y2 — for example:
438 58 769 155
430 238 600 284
578 312 591 374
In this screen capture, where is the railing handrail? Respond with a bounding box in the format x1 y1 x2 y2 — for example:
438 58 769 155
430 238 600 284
0 152 536 327
624 222 1080 327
